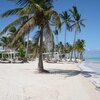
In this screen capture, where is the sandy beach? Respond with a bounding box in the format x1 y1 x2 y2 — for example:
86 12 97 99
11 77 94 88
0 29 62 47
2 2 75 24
0 60 100 100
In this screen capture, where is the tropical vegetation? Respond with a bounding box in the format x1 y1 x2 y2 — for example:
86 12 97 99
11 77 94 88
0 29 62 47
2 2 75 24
0 1 85 73
0 0 60 73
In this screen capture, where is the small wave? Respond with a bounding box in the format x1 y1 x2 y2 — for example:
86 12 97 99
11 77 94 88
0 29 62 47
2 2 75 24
80 61 95 72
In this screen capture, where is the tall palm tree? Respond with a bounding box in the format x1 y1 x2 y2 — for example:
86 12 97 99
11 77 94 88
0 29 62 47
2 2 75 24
0 0 60 73
69 6 85 62
60 11 71 48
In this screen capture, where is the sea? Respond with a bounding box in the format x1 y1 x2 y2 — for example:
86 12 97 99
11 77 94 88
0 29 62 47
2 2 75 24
80 51 100 90
82 51 100 74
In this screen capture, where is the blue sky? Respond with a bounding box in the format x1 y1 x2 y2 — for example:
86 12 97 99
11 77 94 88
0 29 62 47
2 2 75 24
0 0 100 51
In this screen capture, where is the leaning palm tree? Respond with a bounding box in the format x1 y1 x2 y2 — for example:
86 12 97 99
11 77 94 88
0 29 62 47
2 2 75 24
60 11 71 48
69 6 85 62
0 0 60 73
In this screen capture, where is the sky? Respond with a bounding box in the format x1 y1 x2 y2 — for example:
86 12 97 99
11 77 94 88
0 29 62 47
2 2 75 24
0 0 100 51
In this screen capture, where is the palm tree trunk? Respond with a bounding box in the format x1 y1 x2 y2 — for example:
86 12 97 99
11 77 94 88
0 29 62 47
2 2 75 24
56 35 58 52
25 33 29 62
73 30 77 63
80 52 83 60
56 35 58 46
70 51 73 62
65 28 67 48
38 26 49 73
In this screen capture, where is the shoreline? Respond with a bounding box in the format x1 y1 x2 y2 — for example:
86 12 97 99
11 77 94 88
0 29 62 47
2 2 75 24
79 61 100 92
0 61 100 100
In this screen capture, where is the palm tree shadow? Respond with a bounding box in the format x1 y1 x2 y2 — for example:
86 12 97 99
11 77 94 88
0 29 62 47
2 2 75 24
50 69 80 77
81 71 93 77
49 69 99 77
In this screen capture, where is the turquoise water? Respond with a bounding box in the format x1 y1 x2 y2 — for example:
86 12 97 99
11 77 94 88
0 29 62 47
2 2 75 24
83 51 100 73
84 51 100 61
80 51 100 89
85 58 100 64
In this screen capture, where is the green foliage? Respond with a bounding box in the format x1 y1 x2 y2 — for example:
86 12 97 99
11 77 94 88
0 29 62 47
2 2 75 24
0 0 60 48
17 48 25 59
75 39 85 53
60 11 71 31
58 42 65 54
69 6 85 33
66 42 73 53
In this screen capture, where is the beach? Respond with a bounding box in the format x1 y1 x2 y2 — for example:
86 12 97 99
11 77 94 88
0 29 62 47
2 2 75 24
80 61 100 91
0 60 100 100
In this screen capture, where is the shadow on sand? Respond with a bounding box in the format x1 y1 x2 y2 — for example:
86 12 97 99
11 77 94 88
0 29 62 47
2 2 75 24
49 69 100 77
48 69 100 91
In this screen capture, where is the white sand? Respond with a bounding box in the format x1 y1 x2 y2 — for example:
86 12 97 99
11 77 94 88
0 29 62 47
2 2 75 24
0 60 100 100
80 62 100 92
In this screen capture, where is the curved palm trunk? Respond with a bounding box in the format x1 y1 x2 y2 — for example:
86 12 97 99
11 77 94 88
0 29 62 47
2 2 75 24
73 30 77 63
38 26 49 73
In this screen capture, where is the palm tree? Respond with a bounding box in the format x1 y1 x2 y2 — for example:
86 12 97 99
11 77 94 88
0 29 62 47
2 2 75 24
8 27 25 50
66 42 73 60
69 6 85 62
24 33 30 62
0 0 60 73
32 31 48 59
58 41 65 54
9 26 29 62
28 40 34 54
60 11 71 48
75 39 85 60
0 36 9 50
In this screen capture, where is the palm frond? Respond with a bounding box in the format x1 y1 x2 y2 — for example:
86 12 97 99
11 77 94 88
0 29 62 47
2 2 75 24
53 15 61 29
33 3 43 12
7 0 33 6
0 16 28 35
10 16 36 46
17 4 34 15
80 22 85 27
53 29 58 35
0 8 23 18
9 26 17 33
33 31 40 44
